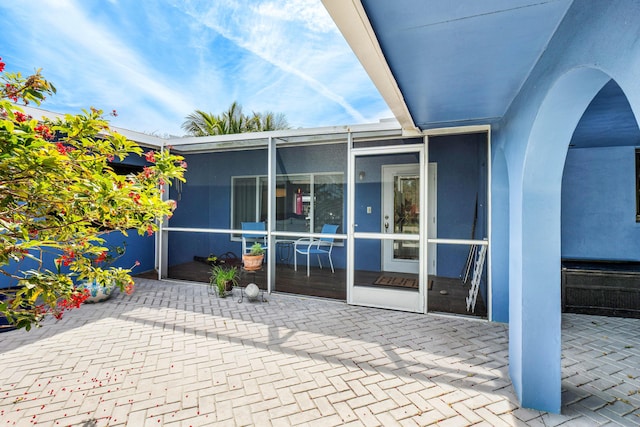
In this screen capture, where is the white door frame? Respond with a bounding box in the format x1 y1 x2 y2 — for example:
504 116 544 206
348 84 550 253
348 143 426 313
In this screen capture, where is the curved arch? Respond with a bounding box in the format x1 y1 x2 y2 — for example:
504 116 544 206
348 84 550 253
514 67 612 412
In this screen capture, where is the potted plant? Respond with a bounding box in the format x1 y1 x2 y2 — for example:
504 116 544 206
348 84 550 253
242 242 265 271
76 243 131 303
210 265 238 297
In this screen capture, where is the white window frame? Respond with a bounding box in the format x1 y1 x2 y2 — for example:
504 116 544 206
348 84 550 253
230 172 345 241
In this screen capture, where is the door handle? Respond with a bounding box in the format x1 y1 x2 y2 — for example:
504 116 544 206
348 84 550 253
384 222 389 232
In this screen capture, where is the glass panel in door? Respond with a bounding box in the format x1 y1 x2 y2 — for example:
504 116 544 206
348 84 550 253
382 164 420 274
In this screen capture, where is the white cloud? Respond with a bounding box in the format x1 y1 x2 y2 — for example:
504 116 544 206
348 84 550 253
175 0 380 124
1 0 195 128
0 0 390 135
40 1 193 114
256 0 338 33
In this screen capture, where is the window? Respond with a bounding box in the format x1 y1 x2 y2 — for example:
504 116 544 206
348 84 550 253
231 176 264 225
231 173 344 233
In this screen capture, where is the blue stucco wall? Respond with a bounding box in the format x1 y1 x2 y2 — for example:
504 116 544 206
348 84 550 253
0 227 156 289
491 0 640 413
562 146 640 260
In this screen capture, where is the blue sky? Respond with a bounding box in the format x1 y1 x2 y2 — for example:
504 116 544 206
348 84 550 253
0 0 391 137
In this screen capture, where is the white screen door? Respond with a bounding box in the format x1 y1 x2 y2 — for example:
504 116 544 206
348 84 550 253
349 145 426 313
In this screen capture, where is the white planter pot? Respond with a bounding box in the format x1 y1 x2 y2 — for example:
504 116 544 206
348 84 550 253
79 281 114 303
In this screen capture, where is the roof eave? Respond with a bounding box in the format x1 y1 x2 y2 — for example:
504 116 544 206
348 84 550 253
19 105 165 149
322 0 420 135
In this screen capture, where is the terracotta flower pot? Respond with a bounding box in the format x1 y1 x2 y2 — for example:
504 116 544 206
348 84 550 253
242 254 264 271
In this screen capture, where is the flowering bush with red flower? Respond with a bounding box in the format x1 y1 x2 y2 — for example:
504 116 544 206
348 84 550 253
0 58 187 330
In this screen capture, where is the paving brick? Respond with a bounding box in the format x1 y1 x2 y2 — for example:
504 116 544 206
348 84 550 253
333 400 359 424
287 408 323 425
1 279 639 426
486 398 519 415
249 396 282 414
511 406 546 423
475 406 521 427
412 407 447 424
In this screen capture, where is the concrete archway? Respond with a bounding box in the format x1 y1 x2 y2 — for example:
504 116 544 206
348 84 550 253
512 67 612 412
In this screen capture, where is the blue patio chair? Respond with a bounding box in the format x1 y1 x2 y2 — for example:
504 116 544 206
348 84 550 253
294 224 339 276
241 222 268 259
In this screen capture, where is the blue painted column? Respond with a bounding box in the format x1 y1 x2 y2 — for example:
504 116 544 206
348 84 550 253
508 68 611 413
490 146 509 324
517 188 562 413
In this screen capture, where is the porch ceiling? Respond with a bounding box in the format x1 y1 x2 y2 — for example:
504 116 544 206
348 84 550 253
325 0 640 149
325 0 574 130
570 80 640 149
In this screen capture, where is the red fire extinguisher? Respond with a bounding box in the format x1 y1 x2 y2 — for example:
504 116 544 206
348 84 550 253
295 188 303 215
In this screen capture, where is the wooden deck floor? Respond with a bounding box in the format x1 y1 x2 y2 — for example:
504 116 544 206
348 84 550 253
137 261 487 318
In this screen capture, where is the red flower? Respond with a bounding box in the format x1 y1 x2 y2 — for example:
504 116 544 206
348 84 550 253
53 288 89 319
14 111 29 123
146 225 154 236
59 249 75 266
70 289 90 307
144 151 156 163
0 57 5 73
128 192 141 204
56 142 68 155
124 282 135 295
94 251 107 264
35 124 53 140
5 83 18 102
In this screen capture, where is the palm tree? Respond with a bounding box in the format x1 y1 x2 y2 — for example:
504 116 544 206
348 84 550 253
247 111 289 132
182 103 289 136
181 110 223 136
221 101 246 134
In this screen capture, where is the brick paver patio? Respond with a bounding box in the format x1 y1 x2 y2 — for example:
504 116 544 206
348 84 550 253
1 278 639 426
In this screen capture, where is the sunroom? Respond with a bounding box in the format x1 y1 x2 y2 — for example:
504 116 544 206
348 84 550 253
160 121 491 319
